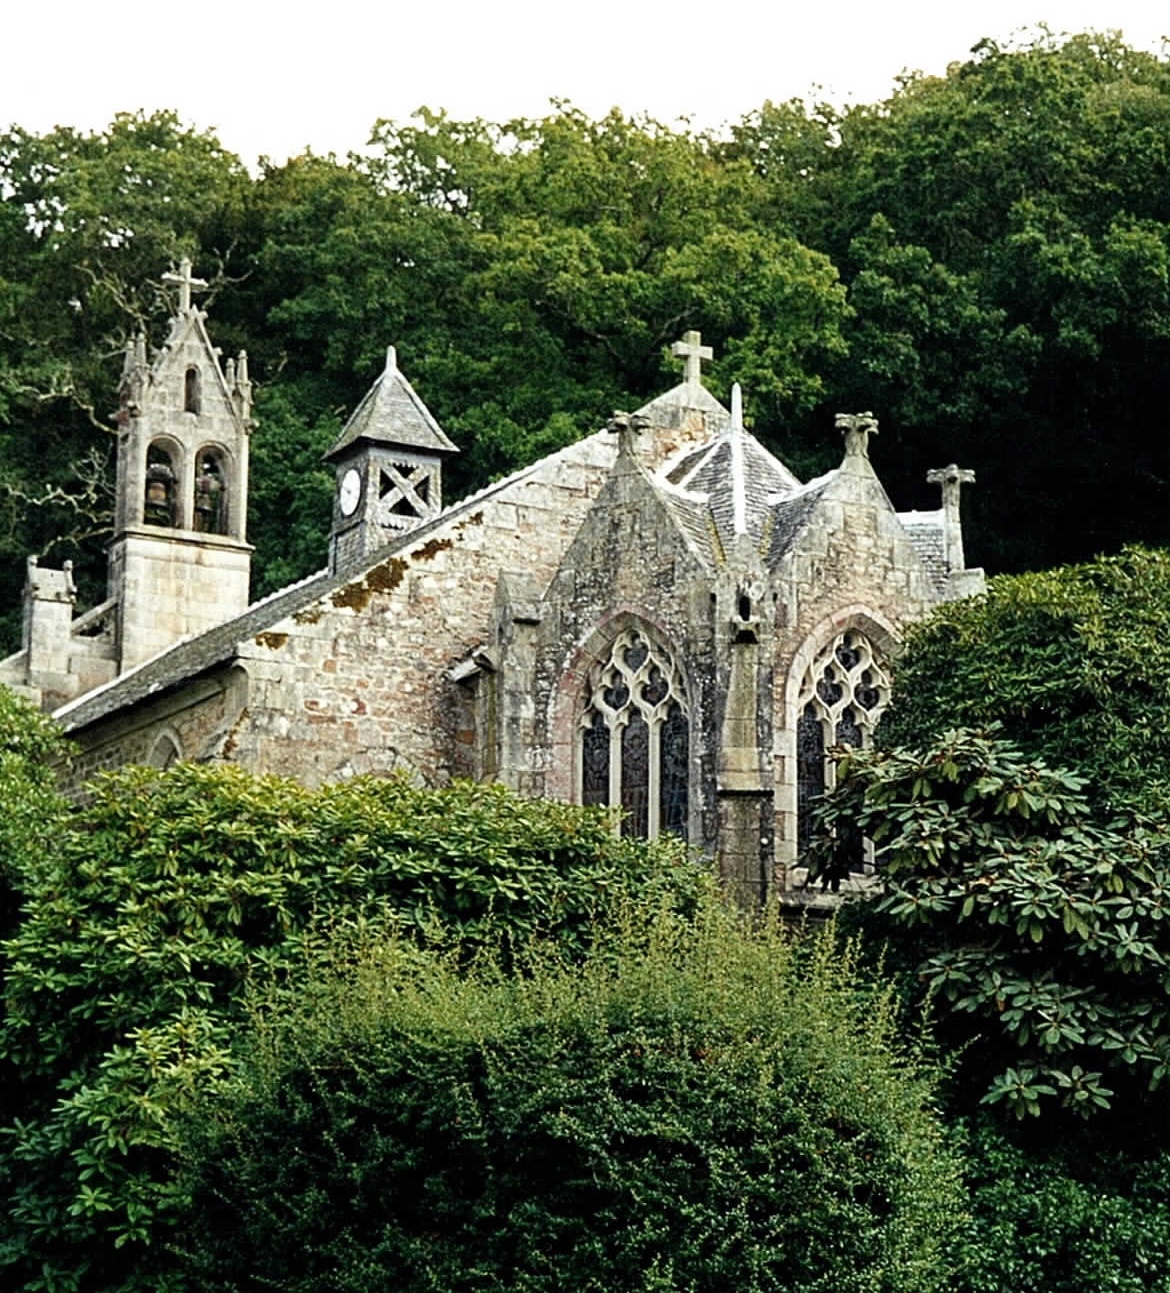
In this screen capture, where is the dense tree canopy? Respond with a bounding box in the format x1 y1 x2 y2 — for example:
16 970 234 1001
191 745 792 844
3 29 1170 648
878 545 1170 816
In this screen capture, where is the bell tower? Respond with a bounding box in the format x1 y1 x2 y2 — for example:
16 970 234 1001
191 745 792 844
108 259 255 670
325 345 458 574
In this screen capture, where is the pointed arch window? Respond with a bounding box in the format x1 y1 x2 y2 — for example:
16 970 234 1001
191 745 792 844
147 733 181 769
578 628 689 840
796 630 890 857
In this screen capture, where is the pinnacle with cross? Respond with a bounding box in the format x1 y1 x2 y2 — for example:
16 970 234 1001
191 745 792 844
671 330 713 384
162 257 208 314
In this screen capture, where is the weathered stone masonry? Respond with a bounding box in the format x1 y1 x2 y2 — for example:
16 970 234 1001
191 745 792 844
7 284 983 903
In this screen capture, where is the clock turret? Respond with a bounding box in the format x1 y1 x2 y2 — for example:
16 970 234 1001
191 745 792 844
324 346 459 574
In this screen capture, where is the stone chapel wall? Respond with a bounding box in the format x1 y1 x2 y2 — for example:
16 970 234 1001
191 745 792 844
61 666 247 799
769 455 941 881
201 437 623 787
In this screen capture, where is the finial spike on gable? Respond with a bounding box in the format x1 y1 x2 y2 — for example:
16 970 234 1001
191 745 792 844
606 410 649 459
926 463 976 572
385 345 397 376
730 384 748 536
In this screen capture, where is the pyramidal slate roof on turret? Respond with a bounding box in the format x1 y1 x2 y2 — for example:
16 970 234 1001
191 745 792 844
324 345 458 460
652 384 807 563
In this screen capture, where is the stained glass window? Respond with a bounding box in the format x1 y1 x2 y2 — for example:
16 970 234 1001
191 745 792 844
621 712 650 838
578 628 689 841
797 703 825 854
582 711 610 808
796 630 890 869
660 702 689 838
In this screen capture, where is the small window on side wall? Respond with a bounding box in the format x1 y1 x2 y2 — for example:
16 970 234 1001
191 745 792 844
147 733 181 769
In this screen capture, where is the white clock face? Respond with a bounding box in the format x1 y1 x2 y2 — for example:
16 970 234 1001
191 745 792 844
339 468 361 517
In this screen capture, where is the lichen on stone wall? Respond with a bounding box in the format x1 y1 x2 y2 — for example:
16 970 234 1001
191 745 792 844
410 537 453 561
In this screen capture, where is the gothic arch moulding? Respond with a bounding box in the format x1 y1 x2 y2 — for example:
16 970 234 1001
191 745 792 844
547 609 693 842
146 729 183 769
776 606 899 873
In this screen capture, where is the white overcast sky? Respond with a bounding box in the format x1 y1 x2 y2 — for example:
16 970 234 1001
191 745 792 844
4 1 1168 167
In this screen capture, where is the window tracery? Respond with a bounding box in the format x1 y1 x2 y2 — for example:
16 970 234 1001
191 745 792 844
578 628 689 840
796 630 890 856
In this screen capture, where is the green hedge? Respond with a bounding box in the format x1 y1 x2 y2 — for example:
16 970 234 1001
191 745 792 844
956 1120 1170 1293
175 905 964 1293
1 764 701 1293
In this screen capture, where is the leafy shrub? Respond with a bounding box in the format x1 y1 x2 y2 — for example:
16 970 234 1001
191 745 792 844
955 1119 1170 1293
0 684 69 941
0 763 701 1293
175 904 964 1293
809 727 1170 1121
878 546 1170 814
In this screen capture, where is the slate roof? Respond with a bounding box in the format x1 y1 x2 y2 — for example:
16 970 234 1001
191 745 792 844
898 509 949 589
674 432 803 552
325 346 458 460
652 391 808 565
656 484 722 568
764 475 835 567
56 429 614 733
55 566 333 732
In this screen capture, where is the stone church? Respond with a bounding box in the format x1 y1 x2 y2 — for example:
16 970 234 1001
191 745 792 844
0 264 982 903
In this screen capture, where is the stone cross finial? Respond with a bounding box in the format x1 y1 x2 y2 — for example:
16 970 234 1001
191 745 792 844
927 464 976 572
606 410 650 458
162 257 208 313
671 330 714 384
926 463 976 509
837 411 878 458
